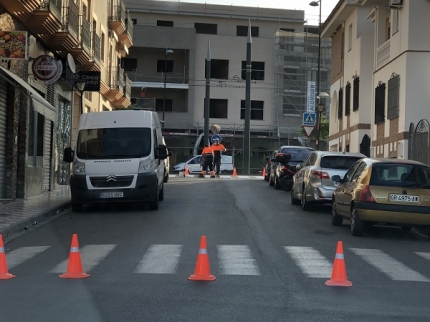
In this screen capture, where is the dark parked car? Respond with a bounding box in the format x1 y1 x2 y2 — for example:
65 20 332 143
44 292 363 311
269 146 314 191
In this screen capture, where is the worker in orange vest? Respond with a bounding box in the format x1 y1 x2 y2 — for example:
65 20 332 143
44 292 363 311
210 138 227 177
200 144 215 178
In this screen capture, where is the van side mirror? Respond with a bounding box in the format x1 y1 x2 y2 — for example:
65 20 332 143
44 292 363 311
296 163 302 171
63 147 74 163
156 144 168 159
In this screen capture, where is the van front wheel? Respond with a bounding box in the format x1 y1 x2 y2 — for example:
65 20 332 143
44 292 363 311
149 188 160 210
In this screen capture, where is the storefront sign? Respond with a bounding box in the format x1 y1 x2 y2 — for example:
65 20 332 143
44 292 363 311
32 55 59 81
67 71 101 92
0 31 27 60
45 60 63 85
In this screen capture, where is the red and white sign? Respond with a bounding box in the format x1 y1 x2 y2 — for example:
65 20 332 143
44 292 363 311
303 126 315 137
32 55 59 81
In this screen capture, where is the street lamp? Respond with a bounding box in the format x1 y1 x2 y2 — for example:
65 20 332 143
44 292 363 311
75 81 86 114
162 48 174 129
316 102 325 148
310 0 322 149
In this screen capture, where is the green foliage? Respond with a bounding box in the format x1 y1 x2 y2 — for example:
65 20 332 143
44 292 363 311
300 115 329 141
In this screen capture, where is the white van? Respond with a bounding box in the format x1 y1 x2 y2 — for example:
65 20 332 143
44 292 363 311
63 110 168 212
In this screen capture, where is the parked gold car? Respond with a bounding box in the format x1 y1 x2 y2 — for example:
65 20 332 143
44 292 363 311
331 158 430 236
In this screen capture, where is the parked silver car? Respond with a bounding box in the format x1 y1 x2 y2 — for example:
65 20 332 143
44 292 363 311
291 151 366 210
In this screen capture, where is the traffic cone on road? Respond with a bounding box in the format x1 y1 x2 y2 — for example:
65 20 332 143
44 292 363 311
188 236 216 281
0 234 15 279
262 167 266 177
325 241 352 287
232 167 237 177
185 166 190 176
59 234 90 279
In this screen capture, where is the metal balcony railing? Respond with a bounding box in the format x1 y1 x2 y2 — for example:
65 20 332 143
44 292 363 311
125 74 131 100
62 0 79 39
118 67 124 88
93 31 101 62
125 11 133 39
41 0 63 22
81 17 91 52
109 0 126 24
109 66 118 88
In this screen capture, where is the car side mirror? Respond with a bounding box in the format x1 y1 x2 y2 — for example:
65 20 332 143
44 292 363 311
156 144 168 159
63 147 74 163
331 175 342 183
168 150 173 157
296 164 302 171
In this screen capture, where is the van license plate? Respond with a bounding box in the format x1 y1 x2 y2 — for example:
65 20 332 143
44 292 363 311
100 192 124 199
389 194 419 203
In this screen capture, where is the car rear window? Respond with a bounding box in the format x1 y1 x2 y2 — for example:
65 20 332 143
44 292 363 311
320 156 363 170
369 163 430 188
280 148 313 162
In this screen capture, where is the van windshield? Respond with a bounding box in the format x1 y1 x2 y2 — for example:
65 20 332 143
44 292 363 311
76 128 151 159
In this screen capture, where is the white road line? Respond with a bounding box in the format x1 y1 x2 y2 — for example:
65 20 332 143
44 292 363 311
350 248 430 282
217 245 260 275
49 244 116 273
284 246 332 278
134 245 182 274
415 252 430 261
6 246 51 269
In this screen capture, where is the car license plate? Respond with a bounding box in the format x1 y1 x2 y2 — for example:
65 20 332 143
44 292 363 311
100 192 124 199
389 194 419 203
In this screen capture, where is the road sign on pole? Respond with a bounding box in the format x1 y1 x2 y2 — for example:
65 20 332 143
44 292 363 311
303 112 317 126
303 126 315 137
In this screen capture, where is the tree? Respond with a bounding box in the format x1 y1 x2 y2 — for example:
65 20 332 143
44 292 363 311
300 115 329 141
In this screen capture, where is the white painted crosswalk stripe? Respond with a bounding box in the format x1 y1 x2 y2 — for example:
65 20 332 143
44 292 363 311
217 245 260 275
284 246 332 278
7 246 51 269
49 244 116 273
134 245 182 274
415 252 430 261
350 248 430 282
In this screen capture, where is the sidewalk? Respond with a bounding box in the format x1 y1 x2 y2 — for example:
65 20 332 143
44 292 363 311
0 187 71 239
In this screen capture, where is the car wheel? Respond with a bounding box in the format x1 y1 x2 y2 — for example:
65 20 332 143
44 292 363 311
149 187 160 210
291 187 300 205
275 175 281 190
301 186 312 211
269 174 275 186
71 200 83 213
350 207 364 236
331 198 343 226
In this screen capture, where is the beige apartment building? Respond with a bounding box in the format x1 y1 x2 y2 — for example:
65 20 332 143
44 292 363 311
0 0 132 200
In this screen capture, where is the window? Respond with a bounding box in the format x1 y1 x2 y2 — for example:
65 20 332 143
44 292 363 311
348 23 352 51
195 23 217 34
240 100 264 120
374 82 386 124
121 58 137 71
157 60 173 73
345 82 351 116
101 32 105 62
386 17 391 41
241 61 265 80
156 99 173 113
392 9 399 34
280 28 295 32
353 77 359 111
370 163 430 188
338 88 343 119
205 59 229 79
132 19 137 25
236 25 259 37
209 99 228 118
320 156 363 170
157 20 173 27
387 74 399 119
27 107 44 167
344 161 362 182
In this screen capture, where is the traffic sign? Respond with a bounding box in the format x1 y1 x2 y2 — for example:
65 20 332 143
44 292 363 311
211 134 222 143
303 112 317 126
303 126 315 137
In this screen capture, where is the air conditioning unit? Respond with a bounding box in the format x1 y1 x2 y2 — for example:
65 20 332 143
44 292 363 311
389 0 403 8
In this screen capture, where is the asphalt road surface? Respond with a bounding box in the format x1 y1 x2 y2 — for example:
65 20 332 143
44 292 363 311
1 176 430 322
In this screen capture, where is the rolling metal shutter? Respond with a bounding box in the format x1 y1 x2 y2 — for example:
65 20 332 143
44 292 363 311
43 120 52 191
0 78 7 198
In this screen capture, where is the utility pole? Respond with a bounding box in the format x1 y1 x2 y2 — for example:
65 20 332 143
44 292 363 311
243 20 252 174
204 41 211 147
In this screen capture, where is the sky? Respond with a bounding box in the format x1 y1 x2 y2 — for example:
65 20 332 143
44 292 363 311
166 0 340 26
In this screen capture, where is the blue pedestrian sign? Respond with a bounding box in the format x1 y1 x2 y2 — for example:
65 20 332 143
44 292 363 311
303 112 317 126
211 134 222 143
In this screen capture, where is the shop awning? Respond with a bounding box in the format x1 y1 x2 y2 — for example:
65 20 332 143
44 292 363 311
0 66 56 123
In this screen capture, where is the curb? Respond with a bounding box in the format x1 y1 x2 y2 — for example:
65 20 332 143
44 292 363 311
1 201 71 240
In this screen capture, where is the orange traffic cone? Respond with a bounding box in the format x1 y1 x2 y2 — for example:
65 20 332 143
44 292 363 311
262 167 266 177
188 236 216 281
60 234 90 279
325 241 352 287
185 166 189 176
232 167 237 177
0 234 15 279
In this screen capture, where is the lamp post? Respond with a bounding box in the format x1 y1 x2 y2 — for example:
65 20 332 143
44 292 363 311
162 48 174 129
75 81 86 114
310 0 322 149
316 102 325 147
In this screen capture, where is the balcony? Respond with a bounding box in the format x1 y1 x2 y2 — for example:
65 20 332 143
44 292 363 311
106 66 124 101
112 74 131 108
108 0 126 36
118 11 133 49
93 31 101 64
376 40 390 70
72 16 93 70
